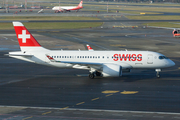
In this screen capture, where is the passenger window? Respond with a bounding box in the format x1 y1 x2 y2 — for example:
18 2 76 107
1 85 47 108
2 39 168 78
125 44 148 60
54 56 56 58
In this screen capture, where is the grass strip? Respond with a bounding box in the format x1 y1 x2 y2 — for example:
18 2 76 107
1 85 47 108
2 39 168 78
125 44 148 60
0 16 101 21
0 22 103 30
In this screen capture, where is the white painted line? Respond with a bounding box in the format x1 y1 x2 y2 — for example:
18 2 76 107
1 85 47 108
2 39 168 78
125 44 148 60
132 115 143 117
73 112 83 114
73 37 108 50
174 117 180 119
3 37 8 40
112 114 123 116
92 113 103 115
153 116 164 118
0 105 180 115
10 39 18 42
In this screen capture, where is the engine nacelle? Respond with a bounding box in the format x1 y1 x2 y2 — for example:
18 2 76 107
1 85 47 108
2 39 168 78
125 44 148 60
102 64 122 77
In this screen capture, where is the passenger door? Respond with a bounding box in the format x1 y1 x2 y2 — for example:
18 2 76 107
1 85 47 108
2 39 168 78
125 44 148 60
147 54 153 64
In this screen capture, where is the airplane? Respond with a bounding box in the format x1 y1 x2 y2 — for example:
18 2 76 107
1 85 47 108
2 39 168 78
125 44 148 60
7 22 175 79
147 26 180 38
172 29 180 37
38 9 44 14
52 1 83 13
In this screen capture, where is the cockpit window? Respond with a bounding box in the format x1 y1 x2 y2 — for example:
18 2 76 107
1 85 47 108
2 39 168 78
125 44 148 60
159 56 169 59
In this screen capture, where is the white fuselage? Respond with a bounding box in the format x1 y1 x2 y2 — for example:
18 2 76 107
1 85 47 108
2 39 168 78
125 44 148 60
9 49 175 70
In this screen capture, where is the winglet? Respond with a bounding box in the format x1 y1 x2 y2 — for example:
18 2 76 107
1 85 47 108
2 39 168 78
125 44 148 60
46 54 57 62
86 44 94 51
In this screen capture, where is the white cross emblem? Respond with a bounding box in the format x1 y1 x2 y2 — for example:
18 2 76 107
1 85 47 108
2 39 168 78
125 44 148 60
18 30 30 43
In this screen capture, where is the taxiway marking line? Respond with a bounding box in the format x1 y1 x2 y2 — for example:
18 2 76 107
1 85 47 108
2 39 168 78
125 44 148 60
64 33 108 50
174 117 180 119
91 97 99 101
76 102 85 105
42 111 51 115
60 106 69 110
121 91 139 94
102 90 119 94
106 94 113 97
113 16 116 20
110 44 126 47
37 31 45 33
22 116 33 120
121 23 126 27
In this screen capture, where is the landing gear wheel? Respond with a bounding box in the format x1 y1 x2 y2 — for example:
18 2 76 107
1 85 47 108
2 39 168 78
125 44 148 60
96 71 101 76
156 73 160 78
89 73 95 79
155 69 161 78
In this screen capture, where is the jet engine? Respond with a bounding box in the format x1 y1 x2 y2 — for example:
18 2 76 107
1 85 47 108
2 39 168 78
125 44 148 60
102 64 122 77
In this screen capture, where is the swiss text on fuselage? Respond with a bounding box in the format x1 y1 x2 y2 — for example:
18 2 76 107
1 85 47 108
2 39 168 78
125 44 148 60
113 54 142 61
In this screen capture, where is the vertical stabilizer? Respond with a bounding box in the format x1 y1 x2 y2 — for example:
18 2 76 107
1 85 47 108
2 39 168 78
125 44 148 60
13 22 47 52
78 1 83 7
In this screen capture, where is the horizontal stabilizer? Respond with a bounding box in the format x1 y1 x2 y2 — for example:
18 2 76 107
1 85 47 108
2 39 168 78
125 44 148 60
6 54 33 57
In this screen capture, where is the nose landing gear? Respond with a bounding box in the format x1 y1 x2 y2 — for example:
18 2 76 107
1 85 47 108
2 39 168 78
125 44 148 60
155 69 161 78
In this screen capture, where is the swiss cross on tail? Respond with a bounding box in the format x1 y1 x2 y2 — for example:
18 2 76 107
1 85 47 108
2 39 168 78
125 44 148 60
18 30 30 43
13 22 41 47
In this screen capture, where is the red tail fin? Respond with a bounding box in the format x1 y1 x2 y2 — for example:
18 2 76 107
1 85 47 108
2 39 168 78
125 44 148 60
13 22 41 47
78 1 83 7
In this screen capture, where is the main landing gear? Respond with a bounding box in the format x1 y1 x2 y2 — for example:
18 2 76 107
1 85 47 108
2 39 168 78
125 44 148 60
155 69 161 78
89 71 102 79
89 73 95 79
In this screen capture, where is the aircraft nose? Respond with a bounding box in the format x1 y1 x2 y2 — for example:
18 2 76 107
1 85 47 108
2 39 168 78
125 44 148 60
169 60 175 67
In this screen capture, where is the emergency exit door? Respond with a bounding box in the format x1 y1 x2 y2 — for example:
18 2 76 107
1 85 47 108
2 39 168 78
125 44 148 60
147 54 153 64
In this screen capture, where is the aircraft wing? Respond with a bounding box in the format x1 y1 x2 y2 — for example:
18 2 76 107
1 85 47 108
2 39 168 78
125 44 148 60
46 54 102 67
60 61 103 66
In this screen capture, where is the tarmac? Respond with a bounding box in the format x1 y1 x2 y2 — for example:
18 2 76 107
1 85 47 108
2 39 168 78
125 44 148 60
0 4 180 120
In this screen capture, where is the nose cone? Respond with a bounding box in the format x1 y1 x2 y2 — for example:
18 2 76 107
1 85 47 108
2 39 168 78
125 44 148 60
168 60 175 67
